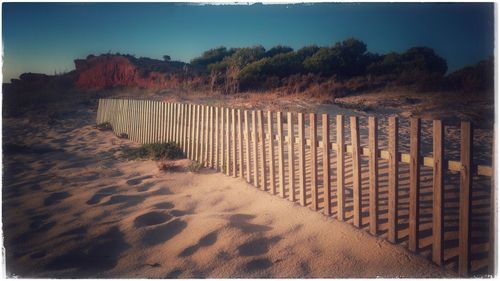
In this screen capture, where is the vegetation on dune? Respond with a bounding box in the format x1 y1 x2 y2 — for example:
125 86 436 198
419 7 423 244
122 142 184 161
2 37 493 119
95 122 113 131
189 38 487 96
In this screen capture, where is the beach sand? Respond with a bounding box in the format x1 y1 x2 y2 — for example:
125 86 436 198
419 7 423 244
1 101 463 278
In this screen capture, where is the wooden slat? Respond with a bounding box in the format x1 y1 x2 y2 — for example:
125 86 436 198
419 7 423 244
199 105 205 163
208 106 213 167
458 121 473 276
252 110 259 187
232 108 237 177
167 103 171 142
258 110 267 190
322 114 331 216
310 113 319 210
238 109 244 178
183 103 188 152
388 116 399 243
191 104 196 159
185 104 190 156
267 111 276 194
350 116 362 228
288 112 295 202
226 108 230 176
489 137 495 275
174 103 179 144
277 111 285 198
298 113 306 206
214 107 219 171
337 115 345 221
432 119 444 265
221 107 225 172
204 105 209 165
142 100 146 143
195 105 201 162
368 116 378 235
409 118 421 252
245 110 251 183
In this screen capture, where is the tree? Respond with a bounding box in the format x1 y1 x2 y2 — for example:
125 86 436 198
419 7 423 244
163 55 171 61
265 45 294 58
191 47 233 67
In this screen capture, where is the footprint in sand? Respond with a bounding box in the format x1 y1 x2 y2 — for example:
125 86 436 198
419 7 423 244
153 202 175 210
244 258 272 272
126 175 153 186
178 231 218 257
142 219 187 246
44 192 71 206
134 212 172 228
237 236 282 257
137 182 155 192
86 186 118 205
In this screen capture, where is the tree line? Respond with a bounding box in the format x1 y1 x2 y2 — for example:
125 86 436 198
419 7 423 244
189 38 491 96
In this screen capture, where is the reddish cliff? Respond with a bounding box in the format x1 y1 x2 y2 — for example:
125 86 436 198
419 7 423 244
74 55 200 90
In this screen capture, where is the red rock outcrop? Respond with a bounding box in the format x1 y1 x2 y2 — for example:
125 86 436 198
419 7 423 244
74 55 190 90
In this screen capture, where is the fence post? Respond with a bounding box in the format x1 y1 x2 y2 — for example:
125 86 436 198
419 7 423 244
209 106 214 168
214 107 219 170
258 110 267 190
432 119 444 264
225 108 230 176
198 105 203 162
298 112 306 206
196 104 201 161
148 101 153 143
268 111 276 194
310 113 318 210
139 100 143 142
221 107 226 172
350 116 362 228
232 108 237 177
388 116 399 243
489 137 496 275
458 121 473 276
182 103 186 148
369 116 379 235
252 110 259 187
162 102 166 142
155 101 160 142
277 111 285 198
245 110 251 183
166 103 171 142
337 115 345 221
173 103 177 143
238 109 244 178
191 104 196 159
323 114 331 216
288 112 295 202
96 99 102 124
409 117 421 252
204 106 209 166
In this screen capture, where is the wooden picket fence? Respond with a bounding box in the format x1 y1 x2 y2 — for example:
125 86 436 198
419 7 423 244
96 98 495 276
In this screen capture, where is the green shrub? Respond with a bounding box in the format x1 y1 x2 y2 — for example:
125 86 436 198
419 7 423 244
187 161 203 173
122 142 184 161
95 122 113 131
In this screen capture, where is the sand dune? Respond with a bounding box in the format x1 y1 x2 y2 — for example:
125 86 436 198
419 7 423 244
2 104 457 278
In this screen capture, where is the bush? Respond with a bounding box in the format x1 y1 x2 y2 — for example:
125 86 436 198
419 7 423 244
95 122 113 131
187 161 203 173
122 142 184 161
157 160 179 172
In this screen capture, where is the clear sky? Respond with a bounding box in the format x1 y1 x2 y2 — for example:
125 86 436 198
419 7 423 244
2 2 494 82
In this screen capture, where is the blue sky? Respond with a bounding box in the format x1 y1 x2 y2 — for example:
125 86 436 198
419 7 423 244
2 2 494 81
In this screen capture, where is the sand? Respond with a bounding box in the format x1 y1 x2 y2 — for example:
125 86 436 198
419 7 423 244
1 101 464 278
